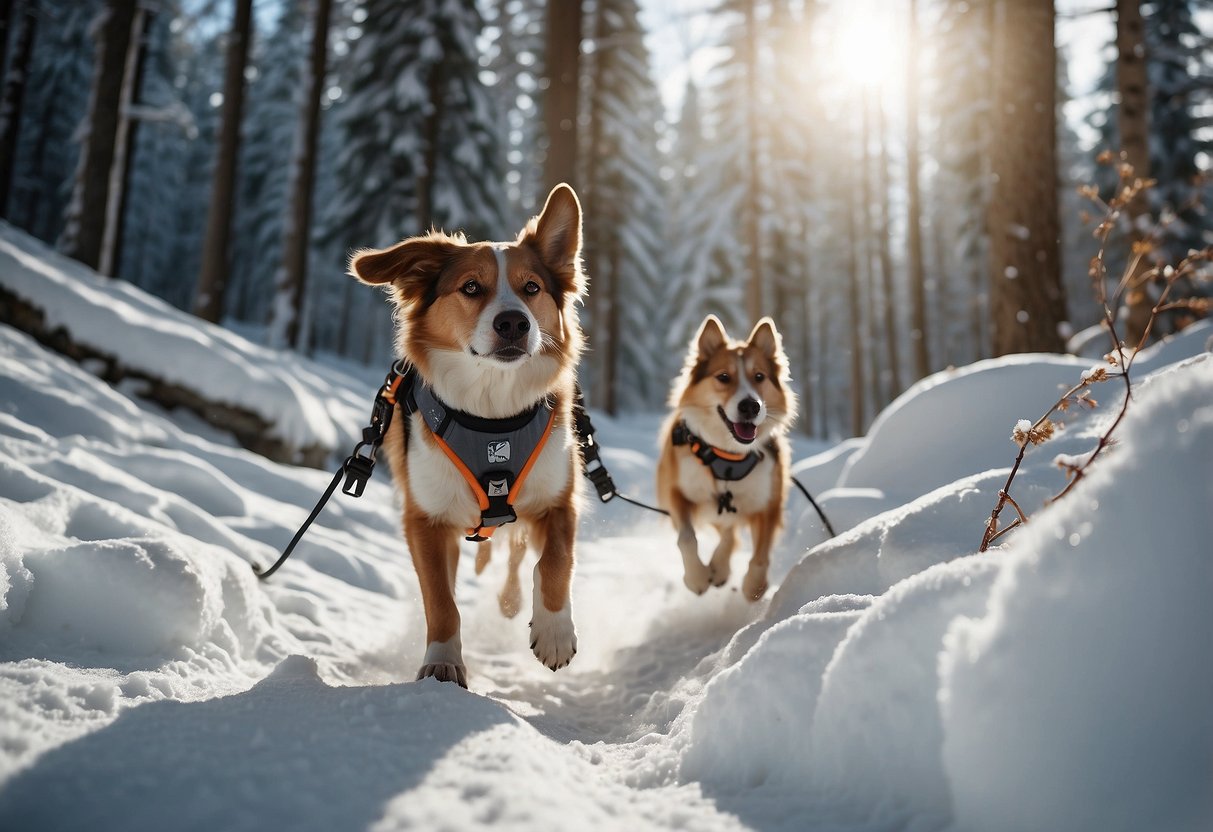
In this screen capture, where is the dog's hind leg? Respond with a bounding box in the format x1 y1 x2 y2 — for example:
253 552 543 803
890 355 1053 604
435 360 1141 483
474 540 492 575
528 503 578 671
405 506 467 687
498 528 527 618
707 526 736 588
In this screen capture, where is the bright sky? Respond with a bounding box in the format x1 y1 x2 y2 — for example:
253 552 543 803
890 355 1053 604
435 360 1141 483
638 0 1117 142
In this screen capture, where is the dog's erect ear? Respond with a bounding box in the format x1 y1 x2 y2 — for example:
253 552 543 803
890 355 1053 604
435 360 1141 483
747 317 783 360
348 233 464 303
695 314 728 357
521 184 585 296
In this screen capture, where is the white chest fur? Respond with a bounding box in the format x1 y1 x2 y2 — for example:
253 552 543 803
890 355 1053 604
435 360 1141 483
676 450 775 526
406 412 574 527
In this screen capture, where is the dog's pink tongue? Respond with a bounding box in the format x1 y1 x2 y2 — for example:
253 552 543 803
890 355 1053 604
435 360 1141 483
733 421 757 441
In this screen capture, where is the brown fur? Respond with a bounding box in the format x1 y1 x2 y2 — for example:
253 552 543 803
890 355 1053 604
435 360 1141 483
656 315 797 601
348 184 586 686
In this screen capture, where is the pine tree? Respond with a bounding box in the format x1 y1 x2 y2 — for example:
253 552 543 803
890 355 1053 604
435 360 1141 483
0 0 39 216
326 0 502 254
665 79 746 362
987 0 1068 355
58 0 138 270
581 0 666 412
484 0 546 226
227 0 307 326
194 0 255 323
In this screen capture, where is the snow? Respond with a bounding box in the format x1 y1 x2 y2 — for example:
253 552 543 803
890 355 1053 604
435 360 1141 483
0 222 375 456
1 239 1211 830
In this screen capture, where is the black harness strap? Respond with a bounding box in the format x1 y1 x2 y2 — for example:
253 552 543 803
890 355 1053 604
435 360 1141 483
671 421 765 481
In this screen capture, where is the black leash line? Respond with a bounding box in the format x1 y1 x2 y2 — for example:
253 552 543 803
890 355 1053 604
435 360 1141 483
791 475 836 538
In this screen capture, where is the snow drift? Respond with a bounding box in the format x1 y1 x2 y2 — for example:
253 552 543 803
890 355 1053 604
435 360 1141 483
1 232 1210 830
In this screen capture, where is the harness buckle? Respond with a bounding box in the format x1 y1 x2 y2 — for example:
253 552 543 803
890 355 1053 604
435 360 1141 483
342 453 375 498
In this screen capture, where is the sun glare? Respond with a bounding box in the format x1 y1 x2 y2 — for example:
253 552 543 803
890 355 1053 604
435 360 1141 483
830 4 906 94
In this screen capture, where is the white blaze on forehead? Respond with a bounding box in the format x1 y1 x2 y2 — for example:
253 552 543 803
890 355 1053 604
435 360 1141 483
723 351 767 424
469 243 541 360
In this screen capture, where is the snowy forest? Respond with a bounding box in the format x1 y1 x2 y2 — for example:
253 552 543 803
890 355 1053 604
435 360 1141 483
1 1 1212 830
3 0 1208 435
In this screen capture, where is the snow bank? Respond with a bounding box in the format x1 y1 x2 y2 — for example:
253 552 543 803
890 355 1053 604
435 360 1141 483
0 222 377 457
672 354 1211 831
941 355 1213 832
839 322 1211 504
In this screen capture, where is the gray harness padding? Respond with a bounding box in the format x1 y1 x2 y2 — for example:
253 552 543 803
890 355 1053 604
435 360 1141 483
408 382 554 532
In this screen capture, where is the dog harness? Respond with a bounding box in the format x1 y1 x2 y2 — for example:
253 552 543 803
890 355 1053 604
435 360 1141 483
672 420 769 514
402 373 556 542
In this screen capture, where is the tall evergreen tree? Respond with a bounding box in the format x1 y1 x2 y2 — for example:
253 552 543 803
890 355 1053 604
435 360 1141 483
228 0 307 326
987 0 1068 355
326 0 502 253
484 0 546 226
194 0 254 323
58 0 138 270
581 0 666 412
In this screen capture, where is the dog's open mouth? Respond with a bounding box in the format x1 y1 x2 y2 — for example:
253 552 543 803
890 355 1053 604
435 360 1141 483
718 406 758 444
491 345 526 362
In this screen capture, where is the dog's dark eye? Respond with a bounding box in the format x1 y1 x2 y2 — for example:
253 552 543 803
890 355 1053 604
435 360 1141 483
523 280 541 296
716 372 730 383
461 280 481 297
754 372 765 383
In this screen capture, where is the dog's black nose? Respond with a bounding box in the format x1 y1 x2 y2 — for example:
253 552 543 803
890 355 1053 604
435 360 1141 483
493 310 530 342
737 397 761 420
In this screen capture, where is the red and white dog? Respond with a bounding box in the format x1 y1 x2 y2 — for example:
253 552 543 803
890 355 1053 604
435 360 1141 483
657 315 797 601
348 185 586 687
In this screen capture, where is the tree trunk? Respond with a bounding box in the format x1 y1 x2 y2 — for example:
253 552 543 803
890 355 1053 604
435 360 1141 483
581 0 610 407
906 0 930 379
743 0 764 325
859 89 882 415
193 0 254 323
99 6 152 277
59 0 137 270
416 56 446 233
0 0 37 218
875 90 903 399
1116 0 1153 346
988 0 1067 355
846 189 865 438
543 0 581 191
270 0 333 350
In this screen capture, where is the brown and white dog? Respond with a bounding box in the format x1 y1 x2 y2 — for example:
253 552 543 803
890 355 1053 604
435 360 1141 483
656 315 797 601
347 185 586 687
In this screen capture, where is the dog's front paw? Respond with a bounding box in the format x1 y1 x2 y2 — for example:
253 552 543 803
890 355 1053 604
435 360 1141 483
416 662 468 688
529 605 577 671
683 562 712 595
742 567 769 602
707 560 730 587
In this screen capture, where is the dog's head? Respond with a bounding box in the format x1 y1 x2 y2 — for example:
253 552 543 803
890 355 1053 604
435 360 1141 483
348 185 585 414
672 315 797 451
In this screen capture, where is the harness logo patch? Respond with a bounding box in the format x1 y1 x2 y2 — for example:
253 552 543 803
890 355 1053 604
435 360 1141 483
487 478 509 497
487 440 511 464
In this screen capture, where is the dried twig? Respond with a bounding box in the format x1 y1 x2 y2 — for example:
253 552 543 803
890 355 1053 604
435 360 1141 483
978 154 1212 552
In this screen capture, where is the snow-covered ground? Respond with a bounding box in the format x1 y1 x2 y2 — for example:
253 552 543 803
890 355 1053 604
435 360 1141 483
1 231 1211 830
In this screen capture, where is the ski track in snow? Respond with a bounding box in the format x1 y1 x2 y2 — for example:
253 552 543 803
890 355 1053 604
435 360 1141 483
1 229 1211 831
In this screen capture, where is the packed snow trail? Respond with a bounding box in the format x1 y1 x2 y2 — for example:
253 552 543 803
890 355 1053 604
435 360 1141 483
1 231 1211 831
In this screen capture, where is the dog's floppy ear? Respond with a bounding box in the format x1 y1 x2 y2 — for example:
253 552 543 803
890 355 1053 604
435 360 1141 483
746 317 782 360
695 314 728 357
348 232 465 304
521 184 585 297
